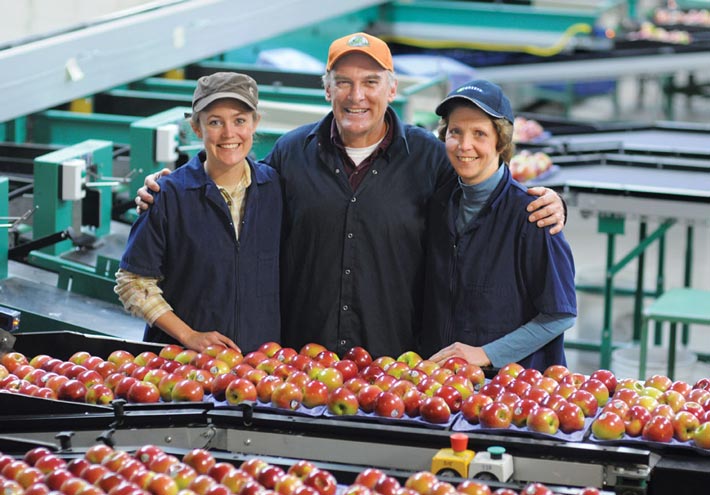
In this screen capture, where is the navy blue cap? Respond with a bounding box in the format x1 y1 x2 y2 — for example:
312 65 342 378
435 79 514 124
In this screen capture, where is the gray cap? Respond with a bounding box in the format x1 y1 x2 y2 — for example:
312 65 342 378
192 72 258 113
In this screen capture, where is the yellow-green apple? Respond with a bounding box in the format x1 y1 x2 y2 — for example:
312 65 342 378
271 381 303 410
343 346 372 370
374 391 405 418
591 411 625 440
430 367 455 385
625 404 652 437
207 359 230 376
384 361 410 379
147 473 179 495
224 377 256 405
357 384 383 413
420 395 452 424
68 351 91 366
642 414 674 442
396 351 423 368
461 393 493 424
579 378 610 407
417 377 442 397
372 356 395 370
327 386 359 415
567 389 598 417
640 386 663 401
303 469 337 495
673 410 700 442
692 421 710 448
216 348 242 368
256 375 283 403
315 367 344 392
171 379 204 402
633 395 659 414
16 466 44 488
511 398 539 427
302 379 329 408
413 359 439 376
617 378 644 394
299 343 327 359
287 460 317 481
526 406 560 435
589 369 617 395
557 401 585 433
457 364 485 390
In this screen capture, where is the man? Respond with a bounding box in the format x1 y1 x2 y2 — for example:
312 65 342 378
137 32 565 358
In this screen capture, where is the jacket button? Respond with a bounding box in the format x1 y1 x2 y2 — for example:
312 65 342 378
344 269 351 275
342 305 349 311
335 169 341 174
351 197 357 203
347 232 353 239
372 170 378 175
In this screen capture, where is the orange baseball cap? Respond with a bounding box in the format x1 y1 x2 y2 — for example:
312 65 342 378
326 32 394 71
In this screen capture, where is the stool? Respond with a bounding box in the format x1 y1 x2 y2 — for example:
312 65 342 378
640 288 710 380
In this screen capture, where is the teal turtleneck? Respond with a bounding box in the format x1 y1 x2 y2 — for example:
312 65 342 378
455 163 505 235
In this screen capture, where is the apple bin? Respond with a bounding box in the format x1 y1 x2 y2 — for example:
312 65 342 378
1 332 710 493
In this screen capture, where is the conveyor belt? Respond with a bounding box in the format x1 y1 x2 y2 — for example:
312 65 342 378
545 129 710 155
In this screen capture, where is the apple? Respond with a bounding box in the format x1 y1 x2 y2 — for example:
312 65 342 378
506 379 531 398
603 399 630 419
431 385 460 413
107 350 135 367
302 469 336 495
670 380 693 398
189 474 217 495
521 386 550 405
1 351 28 372
315 351 340 368
396 351 423 368
417 377 442 397
542 364 570 383
299 343 327 359
374 391 405 418
271 381 303 410
413 359 439 376
617 378 644 393
688 388 710 405
315 367 343 392
221 469 252 494
430 481 457 495
642 414 674 443
589 369 617 394
273 347 297 364
560 372 586 388
284 370 310 391
245 368 268 386
301 380 329 408
461 393 493 424
187 369 214 392
680 401 705 419
491 373 515 388
256 375 283 403
343 346 372 370
62 477 92 495
591 411 625 440
159 344 184 360
389 379 415 398
45 469 74 491
289 355 313 372
171 379 204 402
402 388 424 417
693 421 710 448
556 401 585 434
384 361 410 380
404 471 438 495
208 359 230 376
652 404 675 420
659 389 686 413
567 389 598 417
256 358 281 375
28 354 52 369
258 465 285 490
81 463 111 484
216 348 243 368
354 468 386 490
579 378 609 407
517 368 543 385
624 404 652 437
327 386 359 415
373 374 397 392
673 410 700 442
287 460 317 481
156 373 182 401
521 483 553 495
24 483 51 495
258 341 282 358
182 449 215 476
240 458 269 479
94 361 119 379
16 466 44 488
526 406 559 435
34 454 67 474
614 387 640 406
418 395 450 424
495 391 521 410
360 364 385 385
645 374 673 392
457 364 485 389
633 395 660 414
85 383 115 405
225 378 257 405
511 398 539 428
148 473 179 495
457 480 492 495
304 361 325 381
128 380 160 403
160 360 181 374
400 368 424 386
58 379 87 402
374 477 400 495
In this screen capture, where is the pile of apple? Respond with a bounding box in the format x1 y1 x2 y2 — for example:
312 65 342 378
0 443 603 495
508 151 553 183
654 8 710 27
512 117 545 144
590 373 710 448
458 363 610 437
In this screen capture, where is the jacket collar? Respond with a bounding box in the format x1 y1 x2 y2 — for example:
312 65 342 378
181 151 272 189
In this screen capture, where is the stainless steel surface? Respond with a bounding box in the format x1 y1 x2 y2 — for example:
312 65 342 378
0 0 387 123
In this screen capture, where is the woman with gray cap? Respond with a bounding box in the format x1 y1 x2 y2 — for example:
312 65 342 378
115 72 282 353
422 80 577 372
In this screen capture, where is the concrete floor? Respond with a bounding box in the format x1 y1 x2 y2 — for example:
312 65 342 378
531 70 710 383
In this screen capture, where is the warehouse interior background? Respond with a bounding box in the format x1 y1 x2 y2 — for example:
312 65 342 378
1 0 709 381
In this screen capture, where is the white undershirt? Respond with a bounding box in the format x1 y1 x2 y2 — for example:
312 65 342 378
345 140 382 167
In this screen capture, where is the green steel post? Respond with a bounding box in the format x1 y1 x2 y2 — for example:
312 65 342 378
33 140 114 256
0 177 8 279
601 232 617 370
654 232 666 346
669 322 677 380
633 221 647 341
683 225 694 345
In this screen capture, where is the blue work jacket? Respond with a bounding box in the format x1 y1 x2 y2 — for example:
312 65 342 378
120 152 282 352
421 165 577 370
263 108 454 358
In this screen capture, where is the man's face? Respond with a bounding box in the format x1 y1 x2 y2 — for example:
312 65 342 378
325 52 397 148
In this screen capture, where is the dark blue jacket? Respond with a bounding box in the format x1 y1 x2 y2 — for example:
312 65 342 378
120 152 282 352
264 109 454 358
421 165 576 370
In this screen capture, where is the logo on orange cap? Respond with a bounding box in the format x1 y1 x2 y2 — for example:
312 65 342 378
326 32 394 72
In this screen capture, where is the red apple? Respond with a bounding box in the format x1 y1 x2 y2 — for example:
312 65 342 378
567 389 598 417
625 404 652 437
271 381 303 410
642 414 674 443
402 388 424 417
287 460 317 481
273 347 297 365
258 341 282 358
85 383 115 405
457 364 485 390
479 402 512 429
591 411 625 440
404 471 438 495
327 386 359 415
225 378 257 405
216 348 243 368
171 379 204 402
128 380 160 403
58 379 87 402
284 370 310 390
420 395 451 424
1 351 28 372
183 449 215 476
300 343 327 360
557 401 586 434
457 480 492 495
603 399 630 419
589 369 617 394
374 391 405 418
645 374 673 393
435 385 462 413
315 367 343 392
461 393 493 424
303 469 336 495
108 350 135 367
157 373 182 401
511 398 539 428
343 346 372 371
302 379 329 408
256 375 283 403
257 465 285 490
526 406 559 434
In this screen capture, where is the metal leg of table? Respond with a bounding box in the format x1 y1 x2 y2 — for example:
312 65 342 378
668 323 677 381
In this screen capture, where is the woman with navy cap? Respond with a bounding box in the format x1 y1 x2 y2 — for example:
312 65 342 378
422 80 577 371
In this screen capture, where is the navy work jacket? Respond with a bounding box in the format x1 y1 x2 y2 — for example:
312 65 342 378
421 165 577 371
264 108 453 358
120 152 282 352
